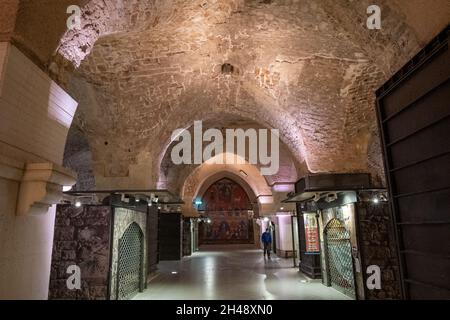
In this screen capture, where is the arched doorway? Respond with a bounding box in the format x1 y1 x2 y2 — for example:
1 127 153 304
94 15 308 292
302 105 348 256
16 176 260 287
198 178 254 245
117 223 144 300
324 219 356 299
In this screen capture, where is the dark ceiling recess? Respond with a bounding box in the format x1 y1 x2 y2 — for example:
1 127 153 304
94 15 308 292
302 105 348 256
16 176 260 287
221 63 234 75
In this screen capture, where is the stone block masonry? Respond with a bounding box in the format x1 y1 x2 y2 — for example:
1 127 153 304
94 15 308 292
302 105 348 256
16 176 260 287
357 202 402 299
49 205 112 300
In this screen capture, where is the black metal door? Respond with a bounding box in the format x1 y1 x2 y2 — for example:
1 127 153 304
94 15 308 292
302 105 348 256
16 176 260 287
117 223 143 300
158 213 182 260
324 219 356 299
376 26 450 299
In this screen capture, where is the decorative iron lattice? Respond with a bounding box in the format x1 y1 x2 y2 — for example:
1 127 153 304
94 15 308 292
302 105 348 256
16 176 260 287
117 223 143 300
325 219 356 298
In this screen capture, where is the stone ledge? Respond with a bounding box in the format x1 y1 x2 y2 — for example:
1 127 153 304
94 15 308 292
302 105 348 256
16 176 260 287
16 162 77 216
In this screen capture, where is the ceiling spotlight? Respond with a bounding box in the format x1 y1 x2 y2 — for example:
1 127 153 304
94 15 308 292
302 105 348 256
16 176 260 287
75 201 82 208
263 217 270 222
280 207 284 210
171 271 178 275
121 194 130 203
373 197 380 204
63 186 73 192
148 200 152 207
135 197 140 203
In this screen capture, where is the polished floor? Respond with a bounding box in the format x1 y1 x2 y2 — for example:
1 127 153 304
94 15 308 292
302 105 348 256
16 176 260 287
134 244 350 300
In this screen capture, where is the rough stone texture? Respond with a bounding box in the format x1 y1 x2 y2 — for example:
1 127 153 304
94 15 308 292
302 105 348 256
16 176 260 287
49 205 112 300
1 0 449 203
109 207 147 300
59 0 448 195
357 201 402 299
0 0 18 42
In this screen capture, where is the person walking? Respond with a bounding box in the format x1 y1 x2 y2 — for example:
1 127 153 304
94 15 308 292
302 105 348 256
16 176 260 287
261 228 272 259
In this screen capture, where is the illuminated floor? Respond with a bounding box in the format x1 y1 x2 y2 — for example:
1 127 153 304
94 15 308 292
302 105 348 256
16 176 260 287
134 244 350 300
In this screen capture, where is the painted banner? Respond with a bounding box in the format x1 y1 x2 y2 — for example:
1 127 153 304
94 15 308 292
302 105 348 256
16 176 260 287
205 211 250 241
304 213 320 253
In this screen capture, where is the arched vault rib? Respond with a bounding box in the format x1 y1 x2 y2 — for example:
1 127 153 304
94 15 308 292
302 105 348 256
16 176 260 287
155 116 301 194
181 154 275 217
48 0 449 191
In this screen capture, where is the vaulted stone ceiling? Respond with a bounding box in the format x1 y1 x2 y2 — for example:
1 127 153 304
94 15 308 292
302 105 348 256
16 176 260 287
6 0 450 192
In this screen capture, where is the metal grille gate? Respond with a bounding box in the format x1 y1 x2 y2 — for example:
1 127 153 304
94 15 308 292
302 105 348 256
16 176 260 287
324 219 356 298
117 223 143 300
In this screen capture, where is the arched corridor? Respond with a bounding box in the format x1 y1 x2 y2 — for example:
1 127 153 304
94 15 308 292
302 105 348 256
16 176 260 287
0 0 448 303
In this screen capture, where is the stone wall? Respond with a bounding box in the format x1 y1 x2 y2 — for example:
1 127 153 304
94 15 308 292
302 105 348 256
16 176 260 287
63 124 96 191
49 205 112 300
357 202 402 299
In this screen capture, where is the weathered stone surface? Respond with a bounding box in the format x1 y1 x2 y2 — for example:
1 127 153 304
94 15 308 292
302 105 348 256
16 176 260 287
2 0 445 196
55 0 447 195
357 202 402 300
49 205 112 300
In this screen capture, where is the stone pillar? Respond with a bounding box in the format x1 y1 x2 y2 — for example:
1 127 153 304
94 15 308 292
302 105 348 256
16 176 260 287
0 42 78 299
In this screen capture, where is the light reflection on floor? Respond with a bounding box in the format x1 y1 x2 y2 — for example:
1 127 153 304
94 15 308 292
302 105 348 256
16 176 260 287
134 244 350 300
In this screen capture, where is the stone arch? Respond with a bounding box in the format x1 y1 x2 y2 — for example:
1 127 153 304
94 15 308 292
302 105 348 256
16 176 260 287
154 113 303 191
63 123 96 190
180 155 274 217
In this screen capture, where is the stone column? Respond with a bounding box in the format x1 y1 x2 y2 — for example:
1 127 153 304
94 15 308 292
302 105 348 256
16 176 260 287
0 42 78 299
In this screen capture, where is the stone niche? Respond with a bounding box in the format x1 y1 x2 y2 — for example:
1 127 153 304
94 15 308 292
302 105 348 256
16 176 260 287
49 205 148 300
